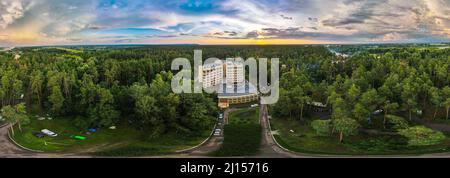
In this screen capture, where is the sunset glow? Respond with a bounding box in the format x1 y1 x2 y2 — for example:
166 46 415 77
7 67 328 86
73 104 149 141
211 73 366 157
0 0 449 46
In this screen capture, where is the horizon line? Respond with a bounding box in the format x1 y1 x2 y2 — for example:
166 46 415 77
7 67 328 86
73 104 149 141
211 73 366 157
3 41 450 48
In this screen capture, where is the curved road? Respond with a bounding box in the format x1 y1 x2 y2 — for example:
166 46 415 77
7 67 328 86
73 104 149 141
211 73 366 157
2 106 450 158
257 104 304 158
0 124 30 157
0 107 229 158
0 123 89 158
258 104 450 158
172 109 232 157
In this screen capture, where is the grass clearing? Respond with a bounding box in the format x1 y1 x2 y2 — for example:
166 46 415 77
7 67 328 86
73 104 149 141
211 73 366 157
12 116 212 156
228 108 260 125
271 117 450 155
95 132 210 156
212 107 261 156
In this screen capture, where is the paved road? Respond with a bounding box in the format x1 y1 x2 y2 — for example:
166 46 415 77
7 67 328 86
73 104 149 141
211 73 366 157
0 108 229 158
175 109 230 156
145 111 450 158
257 105 450 158
3 106 450 158
0 124 29 157
0 123 89 158
413 118 450 132
257 105 299 157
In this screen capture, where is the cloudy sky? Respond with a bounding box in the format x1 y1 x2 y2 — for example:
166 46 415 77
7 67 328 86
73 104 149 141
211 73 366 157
0 0 449 46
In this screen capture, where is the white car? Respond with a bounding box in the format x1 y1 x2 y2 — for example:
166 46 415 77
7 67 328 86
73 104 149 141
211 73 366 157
251 104 259 108
214 130 221 136
373 109 383 115
41 129 58 137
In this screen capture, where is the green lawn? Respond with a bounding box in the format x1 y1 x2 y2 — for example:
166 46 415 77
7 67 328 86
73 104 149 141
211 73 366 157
228 108 260 125
271 118 450 155
212 107 261 156
11 116 212 156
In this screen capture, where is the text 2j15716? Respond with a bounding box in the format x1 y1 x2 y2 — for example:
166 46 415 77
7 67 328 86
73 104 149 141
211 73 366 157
223 162 269 175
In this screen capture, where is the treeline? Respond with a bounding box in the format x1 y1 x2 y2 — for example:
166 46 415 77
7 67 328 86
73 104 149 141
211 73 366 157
2 45 449 139
0 47 218 138
274 46 450 125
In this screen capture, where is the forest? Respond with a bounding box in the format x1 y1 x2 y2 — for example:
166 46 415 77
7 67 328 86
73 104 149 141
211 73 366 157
0 46 220 139
272 44 450 148
1 44 449 150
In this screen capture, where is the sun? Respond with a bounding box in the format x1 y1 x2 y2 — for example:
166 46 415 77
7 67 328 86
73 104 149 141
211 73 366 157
255 39 267 45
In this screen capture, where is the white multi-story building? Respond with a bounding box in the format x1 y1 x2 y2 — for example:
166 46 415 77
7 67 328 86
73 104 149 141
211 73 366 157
225 60 244 84
198 60 257 108
198 60 223 88
199 60 245 88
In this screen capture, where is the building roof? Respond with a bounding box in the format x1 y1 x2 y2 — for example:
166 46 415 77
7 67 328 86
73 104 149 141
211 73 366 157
217 81 258 97
202 60 223 69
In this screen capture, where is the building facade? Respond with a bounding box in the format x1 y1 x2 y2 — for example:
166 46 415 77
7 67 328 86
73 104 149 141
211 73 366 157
217 81 259 108
225 60 244 84
198 60 258 108
198 60 223 88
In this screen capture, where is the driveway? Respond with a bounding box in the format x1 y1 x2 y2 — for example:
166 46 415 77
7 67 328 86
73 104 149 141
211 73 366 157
256 105 308 158
2 107 450 158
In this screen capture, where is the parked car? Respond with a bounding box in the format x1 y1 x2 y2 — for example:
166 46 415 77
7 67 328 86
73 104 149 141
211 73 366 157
32 132 45 138
373 109 383 115
251 104 259 108
214 129 221 136
41 129 58 137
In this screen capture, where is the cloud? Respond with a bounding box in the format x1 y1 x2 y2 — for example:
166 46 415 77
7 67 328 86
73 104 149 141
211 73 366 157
308 17 318 22
244 27 343 40
0 0 449 46
0 0 25 29
374 32 408 42
280 14 293 20
246 31 259 38
320 0 450 40
205 30 242 39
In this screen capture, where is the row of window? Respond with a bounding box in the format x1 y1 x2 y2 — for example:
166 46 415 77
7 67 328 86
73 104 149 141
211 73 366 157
226 95 258 104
